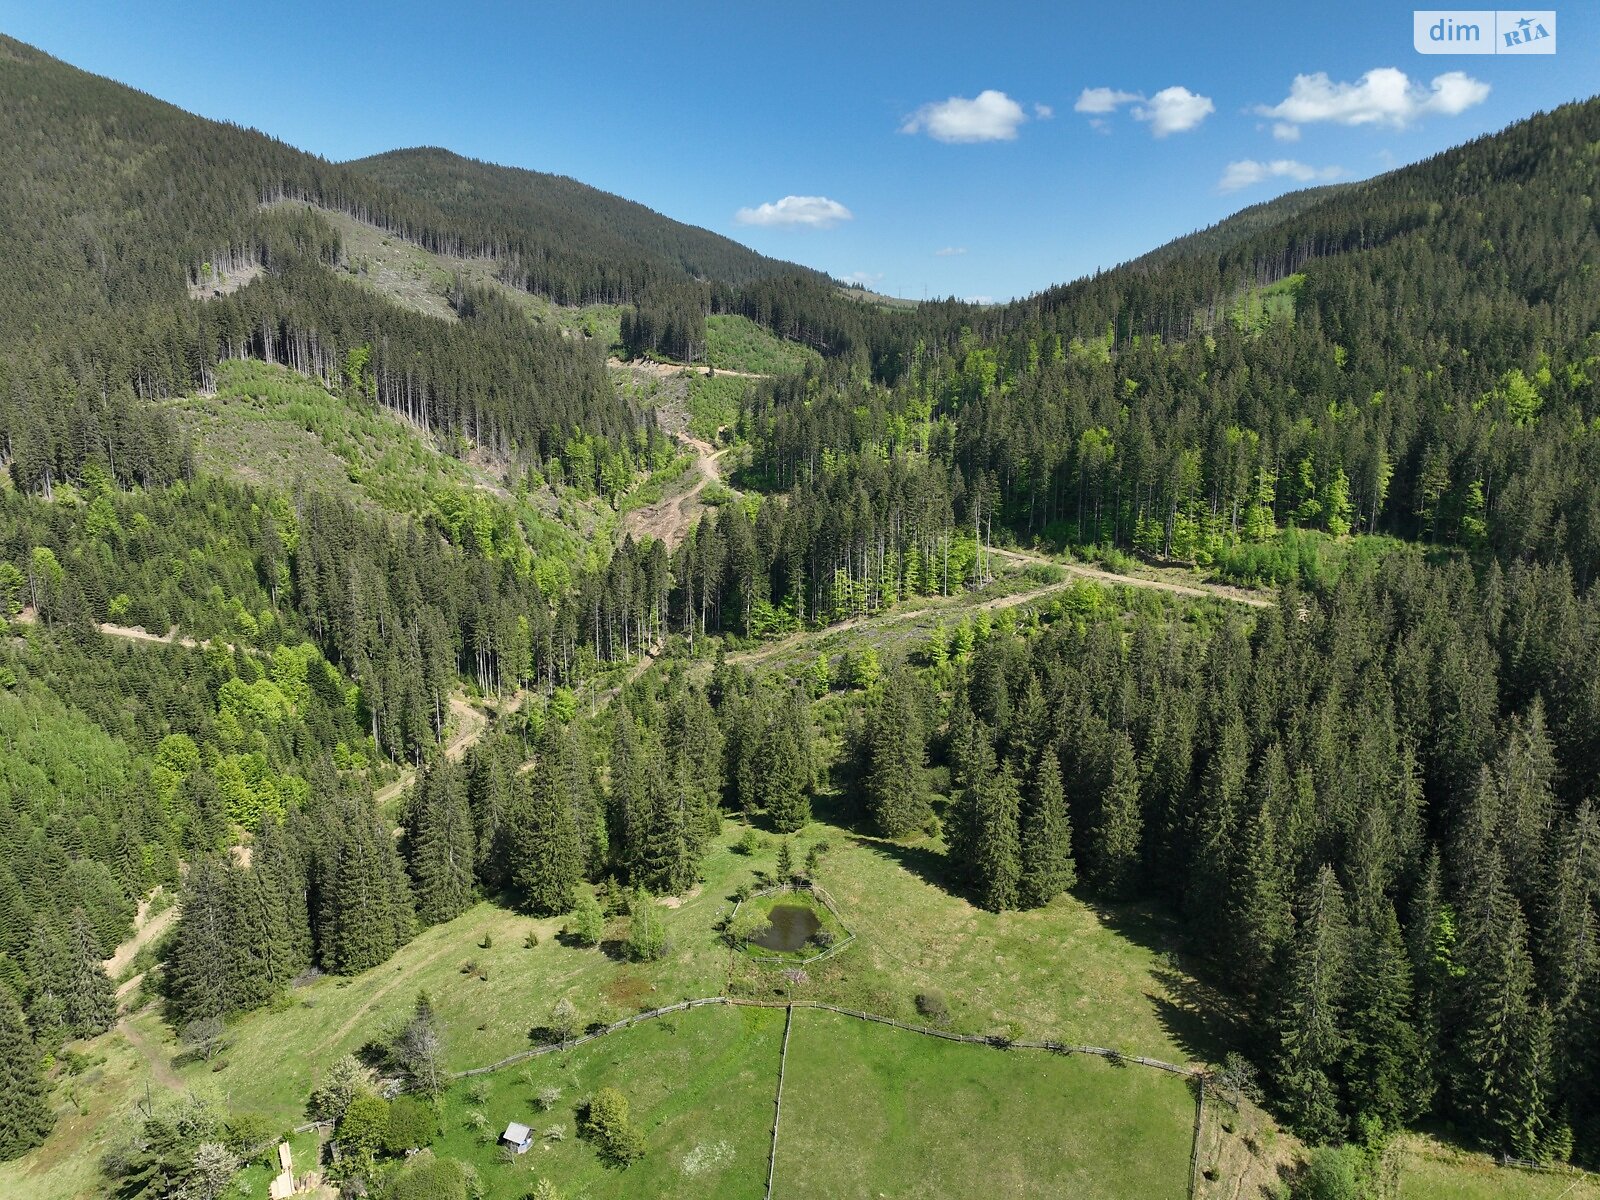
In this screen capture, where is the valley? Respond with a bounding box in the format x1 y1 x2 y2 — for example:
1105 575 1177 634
0 24 1598 1200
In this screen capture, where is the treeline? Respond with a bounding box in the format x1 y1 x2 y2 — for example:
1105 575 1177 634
860 554 1600 1160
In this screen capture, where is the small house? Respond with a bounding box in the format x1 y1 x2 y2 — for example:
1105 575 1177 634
501 1122 533 1154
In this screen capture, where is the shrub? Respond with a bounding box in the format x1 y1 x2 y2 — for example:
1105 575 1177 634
580 1087 643 1166
625 890 669 962
566 891 605 947
1295 1145 1366 1200
337 1093 389 1161
383 1095 437 1155
726 906 767 948
915 991 950 1024
535 1085 563 1112
734 827 762 856
388 1156 470 1200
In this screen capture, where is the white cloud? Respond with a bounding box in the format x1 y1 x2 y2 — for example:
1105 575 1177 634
843 270 884 286
1133 86 1215 137
965 295 995 306
1218 159 1343 193
1272 122 1301 142
901 90 1028 142
1075 87 1141 115
1255 67 1489 131
935 246 967 257
734 195 853 229
1033 102 1054 119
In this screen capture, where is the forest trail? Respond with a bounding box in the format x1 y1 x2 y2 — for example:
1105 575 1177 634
623 433 734 550
443 695 488 762
116 1013 182 1092
319 935 463 1055
12 607 261 652
104 890 176 988
373 692 499 807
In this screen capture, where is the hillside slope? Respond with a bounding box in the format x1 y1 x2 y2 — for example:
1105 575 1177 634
347 146 826 291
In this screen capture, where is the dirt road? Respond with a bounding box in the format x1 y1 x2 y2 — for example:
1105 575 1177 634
623 433 733 550
104 890 176 990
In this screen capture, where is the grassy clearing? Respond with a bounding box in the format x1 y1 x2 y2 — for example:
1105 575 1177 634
53 808 1210 1141
1394 1134 1600 1199
705 314 821 376
733 829 1219 1061
437 1003 782 1199
0 1017 154 1200
777 1007 1195 1199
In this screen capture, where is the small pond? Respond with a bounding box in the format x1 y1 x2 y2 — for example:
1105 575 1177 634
750 903 822 952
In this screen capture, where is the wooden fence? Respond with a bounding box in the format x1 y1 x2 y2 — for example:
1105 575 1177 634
766 1004 795 1200
449 994 1200 1080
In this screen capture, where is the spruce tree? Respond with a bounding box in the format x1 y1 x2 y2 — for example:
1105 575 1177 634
1018 753 1073 908
229 854 294 1012
408 762 476 925
0 986 52 1161
1452 851 1546 1153
1405 848 1451 1114
1344 902 1422 1133
254 814 312 978
167 857 234 1023
511 761 583 916
1089 731 1143 899
63 908 116 1038
666 686 724 838
23 918 68 1049
972 763 1023 913
1270 865 1350 1143
608 709 650 878
1223 749 1291 999
946 734 992 888
323 802 416 974
641 760 699 897
863 671 930 837
760 720 810 833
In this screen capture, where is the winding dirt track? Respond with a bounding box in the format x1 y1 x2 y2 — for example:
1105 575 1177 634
623 433 733 551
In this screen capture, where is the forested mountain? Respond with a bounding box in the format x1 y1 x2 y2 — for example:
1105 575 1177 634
734 98 1600 614
347 147 827 291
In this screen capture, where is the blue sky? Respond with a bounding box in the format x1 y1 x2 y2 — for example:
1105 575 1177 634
2 1 1594 300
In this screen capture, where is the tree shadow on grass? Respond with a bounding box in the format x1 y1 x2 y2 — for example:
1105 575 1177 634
846 832 971 897
1092 901 1246 1065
